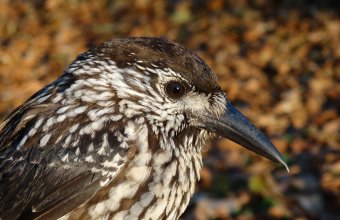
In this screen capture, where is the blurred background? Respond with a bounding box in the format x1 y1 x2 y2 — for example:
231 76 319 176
0 0 339 219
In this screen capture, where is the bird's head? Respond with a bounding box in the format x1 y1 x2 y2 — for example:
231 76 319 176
53 37 287 170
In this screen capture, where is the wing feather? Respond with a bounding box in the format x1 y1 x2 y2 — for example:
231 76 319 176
0 98 127 219
20 171 104 220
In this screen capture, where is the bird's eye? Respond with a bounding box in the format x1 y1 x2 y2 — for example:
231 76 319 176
165 81 186 99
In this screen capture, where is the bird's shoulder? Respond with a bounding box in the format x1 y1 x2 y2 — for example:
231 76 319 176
0 86 135 219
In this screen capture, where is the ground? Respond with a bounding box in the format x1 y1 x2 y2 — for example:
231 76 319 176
0 0 339 219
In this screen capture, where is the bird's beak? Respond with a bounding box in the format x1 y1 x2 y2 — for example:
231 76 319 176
194 101 289 171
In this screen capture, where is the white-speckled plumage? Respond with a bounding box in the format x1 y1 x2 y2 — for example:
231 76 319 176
0 37 234 220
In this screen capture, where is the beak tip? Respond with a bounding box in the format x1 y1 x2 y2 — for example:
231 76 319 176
268 148 289 173
273 153 289 172
280 159 290 173
285 164 290 173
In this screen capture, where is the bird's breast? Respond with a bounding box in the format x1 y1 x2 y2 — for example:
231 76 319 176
84 149 202 220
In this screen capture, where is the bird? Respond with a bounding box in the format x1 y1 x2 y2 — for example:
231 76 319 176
0 37 288 220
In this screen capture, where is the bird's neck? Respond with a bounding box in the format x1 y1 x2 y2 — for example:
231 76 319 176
83 120 204 219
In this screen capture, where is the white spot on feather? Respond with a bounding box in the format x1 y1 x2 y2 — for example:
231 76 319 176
17 135 28 149
40 134 51 147
69 124 79 133
72 106 88 115
56 106 70 114
126 166 150 182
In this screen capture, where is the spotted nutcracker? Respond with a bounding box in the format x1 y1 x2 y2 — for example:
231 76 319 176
0 37 288 220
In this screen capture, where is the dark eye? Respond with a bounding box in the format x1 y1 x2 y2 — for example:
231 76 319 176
165 81 186 99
